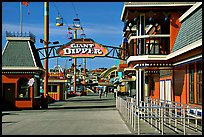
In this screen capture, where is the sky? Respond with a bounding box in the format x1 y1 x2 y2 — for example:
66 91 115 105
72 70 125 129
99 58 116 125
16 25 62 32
2 2 124 70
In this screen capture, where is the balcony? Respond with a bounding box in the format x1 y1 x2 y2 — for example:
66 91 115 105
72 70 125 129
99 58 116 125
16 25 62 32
127 34 170 57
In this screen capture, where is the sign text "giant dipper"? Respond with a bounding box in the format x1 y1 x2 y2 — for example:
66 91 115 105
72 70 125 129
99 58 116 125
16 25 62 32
57 39 108 58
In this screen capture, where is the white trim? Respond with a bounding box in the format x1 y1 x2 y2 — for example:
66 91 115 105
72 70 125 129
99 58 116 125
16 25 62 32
128 34 170 43
2 67 45 71
179 2 202 22
48 79 68 83
127 55 167 64
28 41 37 67
173 55 202 66
124 68 136 72
167 39 202 60
2 41 9 55
120 5 126 21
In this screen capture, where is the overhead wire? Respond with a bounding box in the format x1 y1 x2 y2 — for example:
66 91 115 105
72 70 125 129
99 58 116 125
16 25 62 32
52 2 68 26
71 2 86 37
52 2 86 37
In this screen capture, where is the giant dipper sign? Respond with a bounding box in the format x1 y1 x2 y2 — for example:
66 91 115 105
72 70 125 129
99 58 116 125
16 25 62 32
57 39 108 58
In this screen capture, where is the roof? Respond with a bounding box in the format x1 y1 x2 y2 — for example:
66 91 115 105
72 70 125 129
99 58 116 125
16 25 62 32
2 36 43 70
121 2 195 21
172 5 202 52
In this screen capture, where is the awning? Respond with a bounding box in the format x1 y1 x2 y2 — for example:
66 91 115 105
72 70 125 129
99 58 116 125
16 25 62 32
117 64 128 72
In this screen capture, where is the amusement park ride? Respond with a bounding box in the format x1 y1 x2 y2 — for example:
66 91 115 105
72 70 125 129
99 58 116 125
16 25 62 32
38 2 126 97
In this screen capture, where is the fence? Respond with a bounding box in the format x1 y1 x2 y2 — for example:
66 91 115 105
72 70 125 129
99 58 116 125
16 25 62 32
116 95 202 135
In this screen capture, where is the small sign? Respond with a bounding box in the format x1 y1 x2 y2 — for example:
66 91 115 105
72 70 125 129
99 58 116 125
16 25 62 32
28 78 35 87
56 39 108 58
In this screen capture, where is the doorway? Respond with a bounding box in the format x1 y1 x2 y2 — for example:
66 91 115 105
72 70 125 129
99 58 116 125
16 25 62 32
2 83 16 109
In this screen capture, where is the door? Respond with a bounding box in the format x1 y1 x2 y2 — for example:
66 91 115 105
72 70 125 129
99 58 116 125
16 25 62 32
3 83 16 109
160 80 165 102
165 80 171 102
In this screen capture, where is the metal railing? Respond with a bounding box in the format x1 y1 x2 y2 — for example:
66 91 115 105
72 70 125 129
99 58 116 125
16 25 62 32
5 31 36 41
116 96 202 135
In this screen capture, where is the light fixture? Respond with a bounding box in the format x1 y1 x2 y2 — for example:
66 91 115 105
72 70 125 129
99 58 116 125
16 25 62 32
163 12 170 22
148 11 154 23
40 39 59 44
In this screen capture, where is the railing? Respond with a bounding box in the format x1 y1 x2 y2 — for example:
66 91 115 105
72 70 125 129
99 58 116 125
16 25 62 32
5 31 36 41
128 35 170 57
116 95 202 135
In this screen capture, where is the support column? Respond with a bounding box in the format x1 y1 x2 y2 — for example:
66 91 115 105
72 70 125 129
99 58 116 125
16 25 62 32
139 69 142 104
83 58 86 94
73 29 77 95
135 69 139 106
44 2 49 99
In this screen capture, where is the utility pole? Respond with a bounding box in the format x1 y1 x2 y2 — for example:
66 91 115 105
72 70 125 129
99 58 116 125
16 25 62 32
83 58 86 94
44 2 49 100
73 29 77 95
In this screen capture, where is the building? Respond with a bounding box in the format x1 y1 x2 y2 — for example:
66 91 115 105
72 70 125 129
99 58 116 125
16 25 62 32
2 32 45 110
119 2 202 106
47 65 69 101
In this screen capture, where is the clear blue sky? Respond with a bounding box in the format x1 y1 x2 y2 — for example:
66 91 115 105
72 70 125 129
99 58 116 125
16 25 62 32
2 2 124 70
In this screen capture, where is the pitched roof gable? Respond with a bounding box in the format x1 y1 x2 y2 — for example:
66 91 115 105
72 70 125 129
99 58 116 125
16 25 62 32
2 40 43 69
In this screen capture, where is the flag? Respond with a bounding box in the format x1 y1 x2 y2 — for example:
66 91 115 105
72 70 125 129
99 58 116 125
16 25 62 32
21 2 29 7
21 2 30 15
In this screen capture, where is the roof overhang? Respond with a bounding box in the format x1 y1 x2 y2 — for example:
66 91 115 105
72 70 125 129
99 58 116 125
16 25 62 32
179 2 202 22
117 64 128 72
121 2 195 21
2 67 45 72
48 79 69 83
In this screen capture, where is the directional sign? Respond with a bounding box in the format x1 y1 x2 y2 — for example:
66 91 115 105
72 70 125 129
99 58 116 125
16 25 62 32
28 78 35 87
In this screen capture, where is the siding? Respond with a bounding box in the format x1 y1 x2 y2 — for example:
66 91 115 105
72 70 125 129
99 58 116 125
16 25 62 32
172 7 202 52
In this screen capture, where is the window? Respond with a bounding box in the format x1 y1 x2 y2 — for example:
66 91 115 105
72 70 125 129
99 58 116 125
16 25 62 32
196 62 202 105
48 85 58 92
17 78 30 98
189 64 194 103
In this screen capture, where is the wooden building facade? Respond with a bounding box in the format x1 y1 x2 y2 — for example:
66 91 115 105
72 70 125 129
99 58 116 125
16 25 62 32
119 2 202 107
2 32 45 110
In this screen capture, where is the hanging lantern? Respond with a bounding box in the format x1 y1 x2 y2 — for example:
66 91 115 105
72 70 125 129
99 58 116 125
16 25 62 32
56 15 63 26
73 17 80 28
67 31 73 39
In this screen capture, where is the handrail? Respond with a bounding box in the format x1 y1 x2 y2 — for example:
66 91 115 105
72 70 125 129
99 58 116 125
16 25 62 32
116 96 202 135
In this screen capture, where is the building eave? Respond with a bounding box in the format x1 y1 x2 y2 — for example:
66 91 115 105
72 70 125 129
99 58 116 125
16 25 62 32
121 2 195 21
2 66 45 72
179 2 202 22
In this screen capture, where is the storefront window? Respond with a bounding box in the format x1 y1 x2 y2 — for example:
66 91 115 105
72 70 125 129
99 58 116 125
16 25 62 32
197 62 202 105
17 78 30 98
189 64 194 104
48 85 57 92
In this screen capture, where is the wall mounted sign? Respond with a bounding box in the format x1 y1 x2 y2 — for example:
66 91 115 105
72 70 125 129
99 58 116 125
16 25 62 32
57 39 108 58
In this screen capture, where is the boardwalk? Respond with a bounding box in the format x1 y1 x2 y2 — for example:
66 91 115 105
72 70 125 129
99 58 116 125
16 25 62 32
2 93 131 135
2 93 202 135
